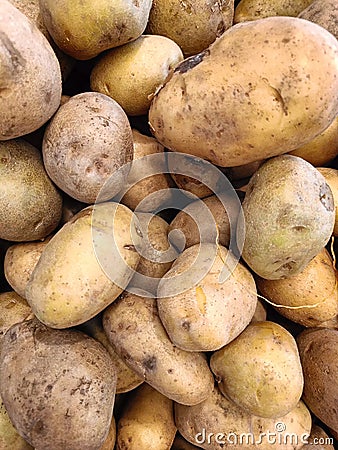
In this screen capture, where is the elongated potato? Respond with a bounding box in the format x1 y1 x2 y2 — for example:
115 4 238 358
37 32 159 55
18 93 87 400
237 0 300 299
149 17 338 168
116 384 176 450
103 292 214 406
26 203 142 329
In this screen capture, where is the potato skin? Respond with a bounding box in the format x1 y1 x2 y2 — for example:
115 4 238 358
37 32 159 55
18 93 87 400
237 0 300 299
0 319 117 450
25 203 142 329
317 168 338 236
242 155 335 279
103 292 214 406
39 0 152 60
116 384 176 450
297 328 338 433
256 249 338 327
0 291 32 349
157 244 257 351
42 92 133 204
234 0 313 23
298 0 338 40
0 394 33 450
149 17 338 168
0 0 61 139
0 140 63 242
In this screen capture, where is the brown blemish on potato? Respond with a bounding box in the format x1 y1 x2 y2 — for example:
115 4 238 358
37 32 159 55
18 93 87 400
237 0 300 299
319 184 334 211
143 356 157 371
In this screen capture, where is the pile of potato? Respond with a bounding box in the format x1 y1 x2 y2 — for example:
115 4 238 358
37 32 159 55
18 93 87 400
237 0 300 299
0 0 338 449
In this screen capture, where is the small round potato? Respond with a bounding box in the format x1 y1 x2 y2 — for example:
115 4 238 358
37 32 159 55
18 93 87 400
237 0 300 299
0 140 63 242
91 35 183 116
210 321 304 418
42 92 133 204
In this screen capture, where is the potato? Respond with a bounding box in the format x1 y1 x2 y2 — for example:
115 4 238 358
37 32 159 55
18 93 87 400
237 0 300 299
121 129 173 212
8 0 74 80
234 0 313 23
168 193 241 250
81 317 143 394
256 249 338 327
149 17 338 168
0 0 61 139
129 212 177 295
116 383 176 449
0 140 63 242
0 291 32 349
146 0 234 57
241 155 335 279
289 117 338 166
297 328 338 433
4 238 51 298
91 35 183 116
42 92 133 204
317 168 338 236
157 244 257 351
250 299 267 323
100 416 116 450
210 321 304 418
301 425 335 450
0 319 117 450
175 387 311 450
25 203 142 329
39 0 152 60
0 394 33 450
103 291 215 406
298 0 338 40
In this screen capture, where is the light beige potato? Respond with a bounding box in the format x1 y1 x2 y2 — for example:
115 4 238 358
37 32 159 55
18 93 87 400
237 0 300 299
4 238 51 298
242 155 335 279
175 387 312 450
234 0 313 23
210 321 304 418
317 168 338 236
0 292 32 349
40 0 152 60
81 317 143 394
0 140 63 242
289 117 338 166
149 17 338 168
147 0 234 57
0 319 117 450
116 383 176 449
103 292 215 406
0 0 61 140
121 130 173 212
0 395 33 450
157 244 257 351
91 35 183 116
168 193 241 250
42 92 133 204
297 328 338 433
26 203 142 329
100 417 116 450
301 425 335 449
298 0 338 39
256 249 338 327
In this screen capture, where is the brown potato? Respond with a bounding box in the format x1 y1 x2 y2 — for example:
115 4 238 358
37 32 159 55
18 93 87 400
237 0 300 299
0 319 117 450
116 384 176 449
317 168 338 236
42 92 133 204
210 321 304 418
298 0 338 40
0 0 61 140
103 291 214 406
234 0 313 23
297 328 338 433
0 140 63 242
256 249 338 327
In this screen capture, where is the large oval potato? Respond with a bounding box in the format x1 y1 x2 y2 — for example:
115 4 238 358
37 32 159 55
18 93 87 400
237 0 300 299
210 321 304 418
42 92 133 204
0 140 63 242
241 155 335 279
39 0 152 60
0 319 117 450
157 244 257 352
297 328 338 433
149 17 338 168
0 0 61 140
103 291 215 406
25 203 142 329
